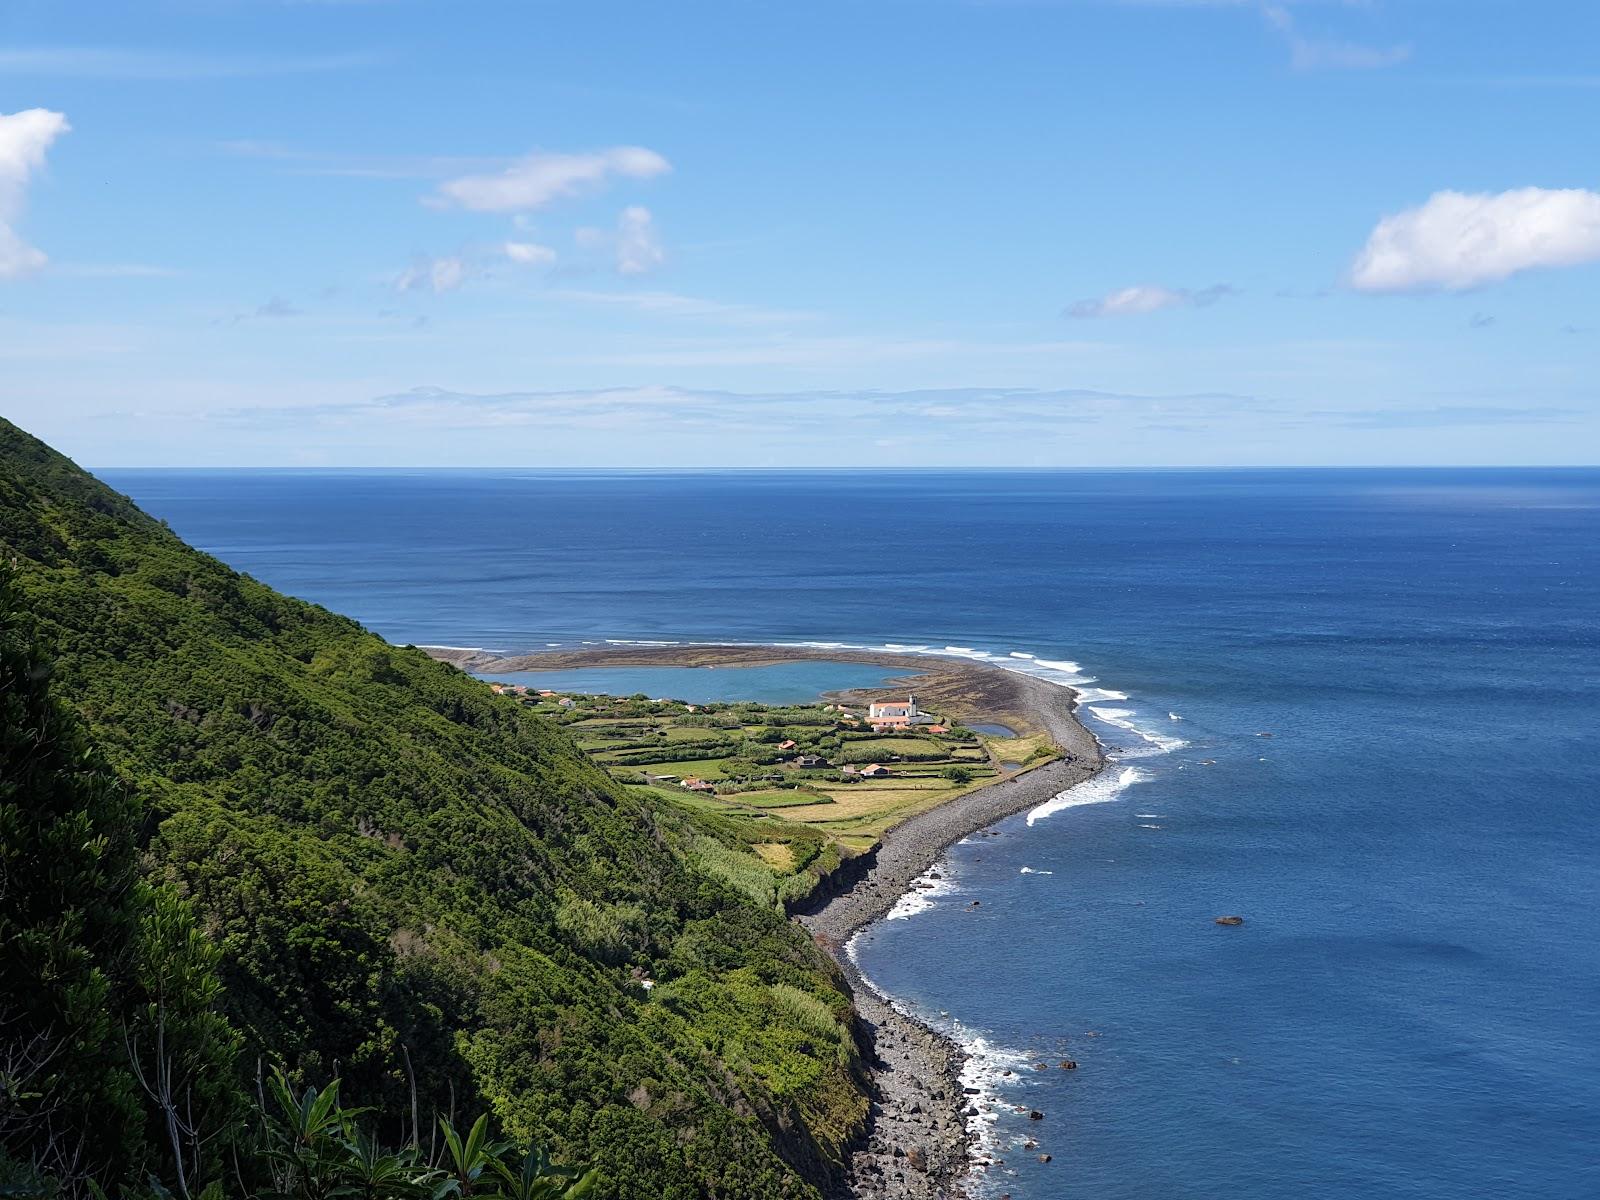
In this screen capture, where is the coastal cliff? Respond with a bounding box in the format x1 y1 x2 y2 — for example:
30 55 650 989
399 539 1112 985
441 641 1104 1199
0 419 869 1199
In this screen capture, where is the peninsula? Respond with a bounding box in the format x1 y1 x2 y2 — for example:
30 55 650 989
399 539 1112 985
426 642 1105 1198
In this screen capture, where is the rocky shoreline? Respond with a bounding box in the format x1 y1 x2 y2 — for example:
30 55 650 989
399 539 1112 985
423 641 1104 1199
796 670 1103 1200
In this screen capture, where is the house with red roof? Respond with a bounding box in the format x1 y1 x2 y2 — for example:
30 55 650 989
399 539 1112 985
867 696 918 728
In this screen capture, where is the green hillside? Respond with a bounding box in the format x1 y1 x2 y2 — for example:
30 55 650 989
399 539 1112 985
0 418 867 1198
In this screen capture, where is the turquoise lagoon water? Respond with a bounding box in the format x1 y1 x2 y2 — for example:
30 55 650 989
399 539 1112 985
476 660 910 705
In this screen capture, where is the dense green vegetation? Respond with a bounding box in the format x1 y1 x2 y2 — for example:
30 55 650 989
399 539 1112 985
0 419 867 1198
0 569 237 1192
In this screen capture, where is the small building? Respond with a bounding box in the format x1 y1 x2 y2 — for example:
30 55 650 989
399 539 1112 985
680 777 716 792
793 754 827 769
538 690 557 697
840 764 860 776
859 763 892 778
867 696 919 728
557 696 576 708
488 683 508 694
926 724 949 735
777 738 798 751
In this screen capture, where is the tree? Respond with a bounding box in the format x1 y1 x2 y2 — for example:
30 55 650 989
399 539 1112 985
0 570 239 1197
941 766 974 786
0 567 146 1189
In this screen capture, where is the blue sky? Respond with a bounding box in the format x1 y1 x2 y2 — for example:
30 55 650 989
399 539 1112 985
2 0 1598 466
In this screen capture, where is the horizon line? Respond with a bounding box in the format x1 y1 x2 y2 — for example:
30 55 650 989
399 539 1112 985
90 463 1600 473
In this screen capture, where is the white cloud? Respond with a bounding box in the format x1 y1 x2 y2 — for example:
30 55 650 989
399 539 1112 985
431 147 669 213
503 241 556 266
396 254 467 293
1348 187 1600 292
615 206 664 275
576 206 667 275
1262 5 1410 72
0 108 70 279
1067 283 1235 318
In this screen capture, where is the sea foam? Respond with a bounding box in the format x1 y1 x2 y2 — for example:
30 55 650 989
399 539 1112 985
1027 765 1149 825
953 1026 1037 1168
885 866 959 920
1087 706 1188 755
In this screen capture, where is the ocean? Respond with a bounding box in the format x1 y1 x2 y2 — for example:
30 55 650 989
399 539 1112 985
102 467 1600 1199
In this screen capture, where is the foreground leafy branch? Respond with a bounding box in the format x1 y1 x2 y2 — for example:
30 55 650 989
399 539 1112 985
259 1072 594 1200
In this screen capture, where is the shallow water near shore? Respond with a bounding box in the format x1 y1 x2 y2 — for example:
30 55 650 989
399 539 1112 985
475 660 908 704
103 468 1600 1200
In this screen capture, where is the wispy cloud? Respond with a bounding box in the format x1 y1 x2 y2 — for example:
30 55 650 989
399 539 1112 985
0 108 69 279
576 205 666 275
554 334 1110 369
615 206 664 275
219 140 513 183
232 296 302 322
48 261 181 279
1315 405 1580 429
391 238 561 293
547 289 817 325
215 384 1275 436
395 255 468 294
1349 187 1600 292
0 46 383 80
1261 5 1410 72
1067 283 1236 318
503 241 557 267
430 147 670 213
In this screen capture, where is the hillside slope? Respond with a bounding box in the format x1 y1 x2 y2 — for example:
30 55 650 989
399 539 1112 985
0 419 867 1199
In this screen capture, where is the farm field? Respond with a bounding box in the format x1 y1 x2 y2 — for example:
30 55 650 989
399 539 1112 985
491 684 1060 902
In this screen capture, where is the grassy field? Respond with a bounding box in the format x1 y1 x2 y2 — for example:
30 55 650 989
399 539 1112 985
504 689 1054 903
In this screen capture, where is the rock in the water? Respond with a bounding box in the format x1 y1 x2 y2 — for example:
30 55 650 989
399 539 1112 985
1060 1059 1078 1070
1038 1153 1053 1163
1215 915 1245 926
1029 1110 1044 1121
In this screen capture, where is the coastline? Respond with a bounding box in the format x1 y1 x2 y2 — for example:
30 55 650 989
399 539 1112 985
793 670 1102 1200
424 642 1105 1200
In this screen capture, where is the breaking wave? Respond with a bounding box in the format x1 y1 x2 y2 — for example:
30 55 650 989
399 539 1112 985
1027 766 1149 826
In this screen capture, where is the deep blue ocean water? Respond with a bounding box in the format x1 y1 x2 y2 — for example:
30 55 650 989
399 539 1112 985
101 468 1600 1200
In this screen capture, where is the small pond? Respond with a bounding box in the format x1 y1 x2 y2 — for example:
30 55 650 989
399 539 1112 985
967 722 1018 738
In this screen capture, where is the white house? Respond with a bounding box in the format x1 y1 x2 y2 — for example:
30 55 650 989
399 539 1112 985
867 696 918 728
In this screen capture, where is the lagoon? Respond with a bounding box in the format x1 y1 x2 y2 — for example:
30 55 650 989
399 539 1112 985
475 660 906 705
